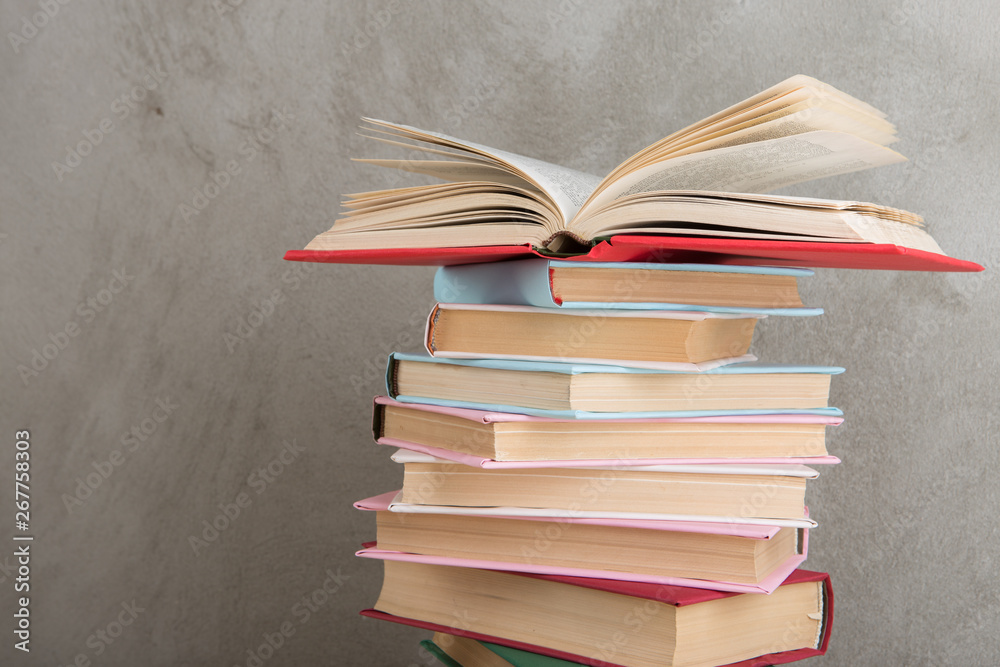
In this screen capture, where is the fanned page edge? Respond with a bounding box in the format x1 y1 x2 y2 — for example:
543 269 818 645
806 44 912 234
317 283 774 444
573 74 894 214
362 118 604 225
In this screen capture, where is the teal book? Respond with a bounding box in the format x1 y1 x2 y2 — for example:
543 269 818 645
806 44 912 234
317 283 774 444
421 636 584 666
434 259 823 316
420 639 465 667
485 642 585 666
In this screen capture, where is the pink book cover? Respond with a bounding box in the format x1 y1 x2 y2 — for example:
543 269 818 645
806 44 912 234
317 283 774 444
355 492 808 594
355 546 805 595
373 396 842 467
355 490 798 538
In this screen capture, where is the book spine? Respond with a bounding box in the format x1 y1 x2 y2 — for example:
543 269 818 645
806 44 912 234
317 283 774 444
385 353 400 397
425 304 442 354
371 401 387 441
435 259 558 308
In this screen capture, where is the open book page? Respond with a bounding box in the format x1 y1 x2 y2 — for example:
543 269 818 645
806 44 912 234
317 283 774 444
569 191 937 251
303 219 551 251
354 159 542 189
468 145 603 224
575 131 905 221
574 198 873 241
584 190 923 223
666 75 887 141
310 179 559 249
582 75 896 213
841 213 944 253
414 131 603 224
363 119 603 225
336 191 554 231
660 105 897 162
656 75 889 151
657 93 896 159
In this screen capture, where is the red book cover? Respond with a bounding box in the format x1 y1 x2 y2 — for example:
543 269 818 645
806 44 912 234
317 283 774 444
361 568 833 666
285 236 982 271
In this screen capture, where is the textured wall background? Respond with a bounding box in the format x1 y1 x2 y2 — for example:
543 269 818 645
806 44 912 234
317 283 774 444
1 0 997 665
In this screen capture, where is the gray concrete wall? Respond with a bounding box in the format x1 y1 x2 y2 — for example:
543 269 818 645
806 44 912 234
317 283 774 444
2 0 997 664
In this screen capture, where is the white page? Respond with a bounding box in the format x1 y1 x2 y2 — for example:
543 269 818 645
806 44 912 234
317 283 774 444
578 131 905 219
373 120 604 224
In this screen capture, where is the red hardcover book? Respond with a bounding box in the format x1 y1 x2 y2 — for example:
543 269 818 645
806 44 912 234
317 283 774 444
285 236 982 272
361 567 833 667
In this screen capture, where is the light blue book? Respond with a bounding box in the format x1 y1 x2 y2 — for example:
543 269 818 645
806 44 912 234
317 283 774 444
386 352 843 419
434 259 822 316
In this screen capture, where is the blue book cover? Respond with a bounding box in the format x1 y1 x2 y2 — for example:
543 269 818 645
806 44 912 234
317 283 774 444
386 352 843 419
435 258 822 316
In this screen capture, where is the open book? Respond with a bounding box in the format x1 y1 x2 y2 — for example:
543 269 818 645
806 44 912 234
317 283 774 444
301 75 960 265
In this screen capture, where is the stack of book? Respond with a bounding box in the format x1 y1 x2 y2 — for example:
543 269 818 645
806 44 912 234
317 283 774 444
287 76 981 667
355 260 836 667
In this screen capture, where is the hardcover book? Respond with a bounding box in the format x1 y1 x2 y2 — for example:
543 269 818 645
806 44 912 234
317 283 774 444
386 352 844 418
424 303 760 371
362 563 833 667
284 74 982 270
355 491 809 594
374 396 842 465
390 449 818 525
434 260 823 315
